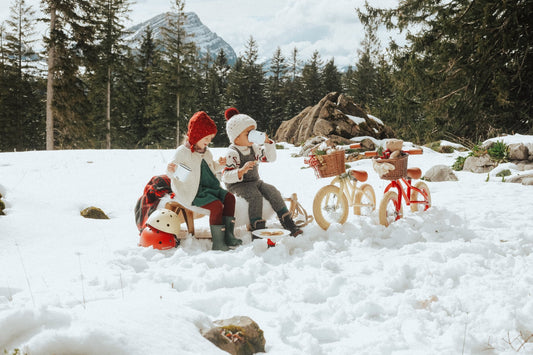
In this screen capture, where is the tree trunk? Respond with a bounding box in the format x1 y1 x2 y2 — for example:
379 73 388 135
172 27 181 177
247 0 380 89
106 65 111 149
46 4 56 150
176 92 180 146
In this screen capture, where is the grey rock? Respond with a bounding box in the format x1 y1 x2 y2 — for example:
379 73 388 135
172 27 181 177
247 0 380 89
463 154 498 173
423 165 458 182
202 316 266 355
508 143 529 161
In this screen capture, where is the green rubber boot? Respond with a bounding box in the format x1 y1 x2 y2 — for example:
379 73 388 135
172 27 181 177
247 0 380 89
210 225 229 251
223 216 242 247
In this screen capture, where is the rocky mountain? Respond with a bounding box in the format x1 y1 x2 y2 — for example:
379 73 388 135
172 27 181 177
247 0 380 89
125 12 237 65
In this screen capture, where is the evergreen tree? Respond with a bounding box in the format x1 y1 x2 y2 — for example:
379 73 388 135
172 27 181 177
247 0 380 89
226 36 265 130
89 0 131 149
42 0 98 149
359 0 533 141
110 46 142 148
282 47 306 121
265 47 288 135
301 50 323 106
128 26 157 147
201 48 230 146
158 0 198 147
1 0 44 151
321 58 342 95
345 14 380 110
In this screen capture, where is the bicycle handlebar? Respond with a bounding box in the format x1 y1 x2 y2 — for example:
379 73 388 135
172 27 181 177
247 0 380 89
363 148 423 157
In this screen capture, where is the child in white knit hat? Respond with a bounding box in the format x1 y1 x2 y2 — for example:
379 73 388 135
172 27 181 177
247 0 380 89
221 108 302 236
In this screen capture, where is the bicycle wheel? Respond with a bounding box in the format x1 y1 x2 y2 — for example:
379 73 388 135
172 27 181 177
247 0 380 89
379 190 403 227
353 183 376 216
313 185 349 230
410 181 431 212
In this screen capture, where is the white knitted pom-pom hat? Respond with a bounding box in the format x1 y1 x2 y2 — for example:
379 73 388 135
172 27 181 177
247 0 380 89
225 107 257 143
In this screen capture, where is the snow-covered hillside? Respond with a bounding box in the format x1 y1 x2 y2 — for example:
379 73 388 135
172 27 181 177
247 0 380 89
1 135 533 354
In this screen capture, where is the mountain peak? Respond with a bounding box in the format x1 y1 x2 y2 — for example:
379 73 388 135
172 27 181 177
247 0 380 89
125 12 237 65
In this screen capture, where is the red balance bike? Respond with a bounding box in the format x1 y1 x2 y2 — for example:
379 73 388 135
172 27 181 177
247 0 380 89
366 149 431 226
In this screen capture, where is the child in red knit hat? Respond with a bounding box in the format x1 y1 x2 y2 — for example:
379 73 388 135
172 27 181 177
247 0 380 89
166 111 241 251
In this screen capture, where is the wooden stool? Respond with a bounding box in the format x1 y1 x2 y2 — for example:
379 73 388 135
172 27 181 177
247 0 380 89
164 201 211 239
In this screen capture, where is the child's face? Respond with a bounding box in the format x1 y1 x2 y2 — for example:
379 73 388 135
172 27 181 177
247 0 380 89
196 134 215 150
234 125 256 147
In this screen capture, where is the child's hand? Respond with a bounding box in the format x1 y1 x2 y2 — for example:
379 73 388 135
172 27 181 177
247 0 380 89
218 157 226 165
167 163 177 173
238 161 256 179
242 161 256 171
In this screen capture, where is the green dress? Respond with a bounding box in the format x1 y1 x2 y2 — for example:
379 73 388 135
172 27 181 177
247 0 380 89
192 159 228 207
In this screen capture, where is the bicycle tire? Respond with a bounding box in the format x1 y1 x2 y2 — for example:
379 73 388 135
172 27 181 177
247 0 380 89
313 185 349 230
410 181 431 212
379 190 403 227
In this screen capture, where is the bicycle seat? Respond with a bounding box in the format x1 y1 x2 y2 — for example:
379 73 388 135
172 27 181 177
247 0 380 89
407 167 422 180
350 170 368 182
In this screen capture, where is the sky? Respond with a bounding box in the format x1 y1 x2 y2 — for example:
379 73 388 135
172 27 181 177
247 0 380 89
1 134 533 353
0 0 400 67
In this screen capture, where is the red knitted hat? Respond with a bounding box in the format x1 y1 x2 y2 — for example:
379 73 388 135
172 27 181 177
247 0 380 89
187 111 217 150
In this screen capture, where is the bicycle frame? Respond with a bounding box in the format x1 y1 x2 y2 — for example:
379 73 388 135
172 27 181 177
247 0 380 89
331 173 358 207
384 177 429 211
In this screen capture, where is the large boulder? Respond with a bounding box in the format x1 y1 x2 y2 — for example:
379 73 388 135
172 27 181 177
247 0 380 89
423 165 458 182
463 154 498 173
274 92 394 144
508 143 529 161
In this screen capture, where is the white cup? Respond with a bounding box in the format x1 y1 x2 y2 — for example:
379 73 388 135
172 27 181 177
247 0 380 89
175 163 191 180
248 130 266 144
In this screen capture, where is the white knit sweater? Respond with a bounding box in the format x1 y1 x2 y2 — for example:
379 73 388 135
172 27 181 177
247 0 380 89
166 145 224 206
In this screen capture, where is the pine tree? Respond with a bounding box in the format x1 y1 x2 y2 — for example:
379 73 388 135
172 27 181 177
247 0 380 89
321 58 342 95
42 0 98 149
200 48 230 146
301 50 323 106
282 47 305 121
129 26 157 146
359 0 533 141
345 13 381 110
90 0 131 149
159 0 198 146
265 47 288 134
226 36 265 129
1 0 44 151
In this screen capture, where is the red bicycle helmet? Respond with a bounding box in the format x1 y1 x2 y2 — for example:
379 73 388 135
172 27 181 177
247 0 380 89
139 225 176 250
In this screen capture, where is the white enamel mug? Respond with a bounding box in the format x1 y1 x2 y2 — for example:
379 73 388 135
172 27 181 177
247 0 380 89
248 130 266 144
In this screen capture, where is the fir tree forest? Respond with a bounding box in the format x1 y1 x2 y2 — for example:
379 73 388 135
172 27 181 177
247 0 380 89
0 0 531 151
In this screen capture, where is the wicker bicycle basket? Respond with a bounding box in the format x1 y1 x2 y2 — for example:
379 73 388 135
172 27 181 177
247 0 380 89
374 154 408 180
311 150 346 178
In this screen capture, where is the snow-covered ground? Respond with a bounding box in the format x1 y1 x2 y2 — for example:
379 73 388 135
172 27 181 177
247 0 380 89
1 135 533 355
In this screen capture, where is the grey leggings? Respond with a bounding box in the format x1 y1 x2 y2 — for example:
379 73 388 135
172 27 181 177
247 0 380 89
227 180 285 222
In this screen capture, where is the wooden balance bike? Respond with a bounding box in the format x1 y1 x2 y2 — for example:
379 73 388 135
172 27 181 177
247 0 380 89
307 143 376 230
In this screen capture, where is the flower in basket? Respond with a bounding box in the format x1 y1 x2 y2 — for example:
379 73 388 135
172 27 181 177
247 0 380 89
305 146 346 179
